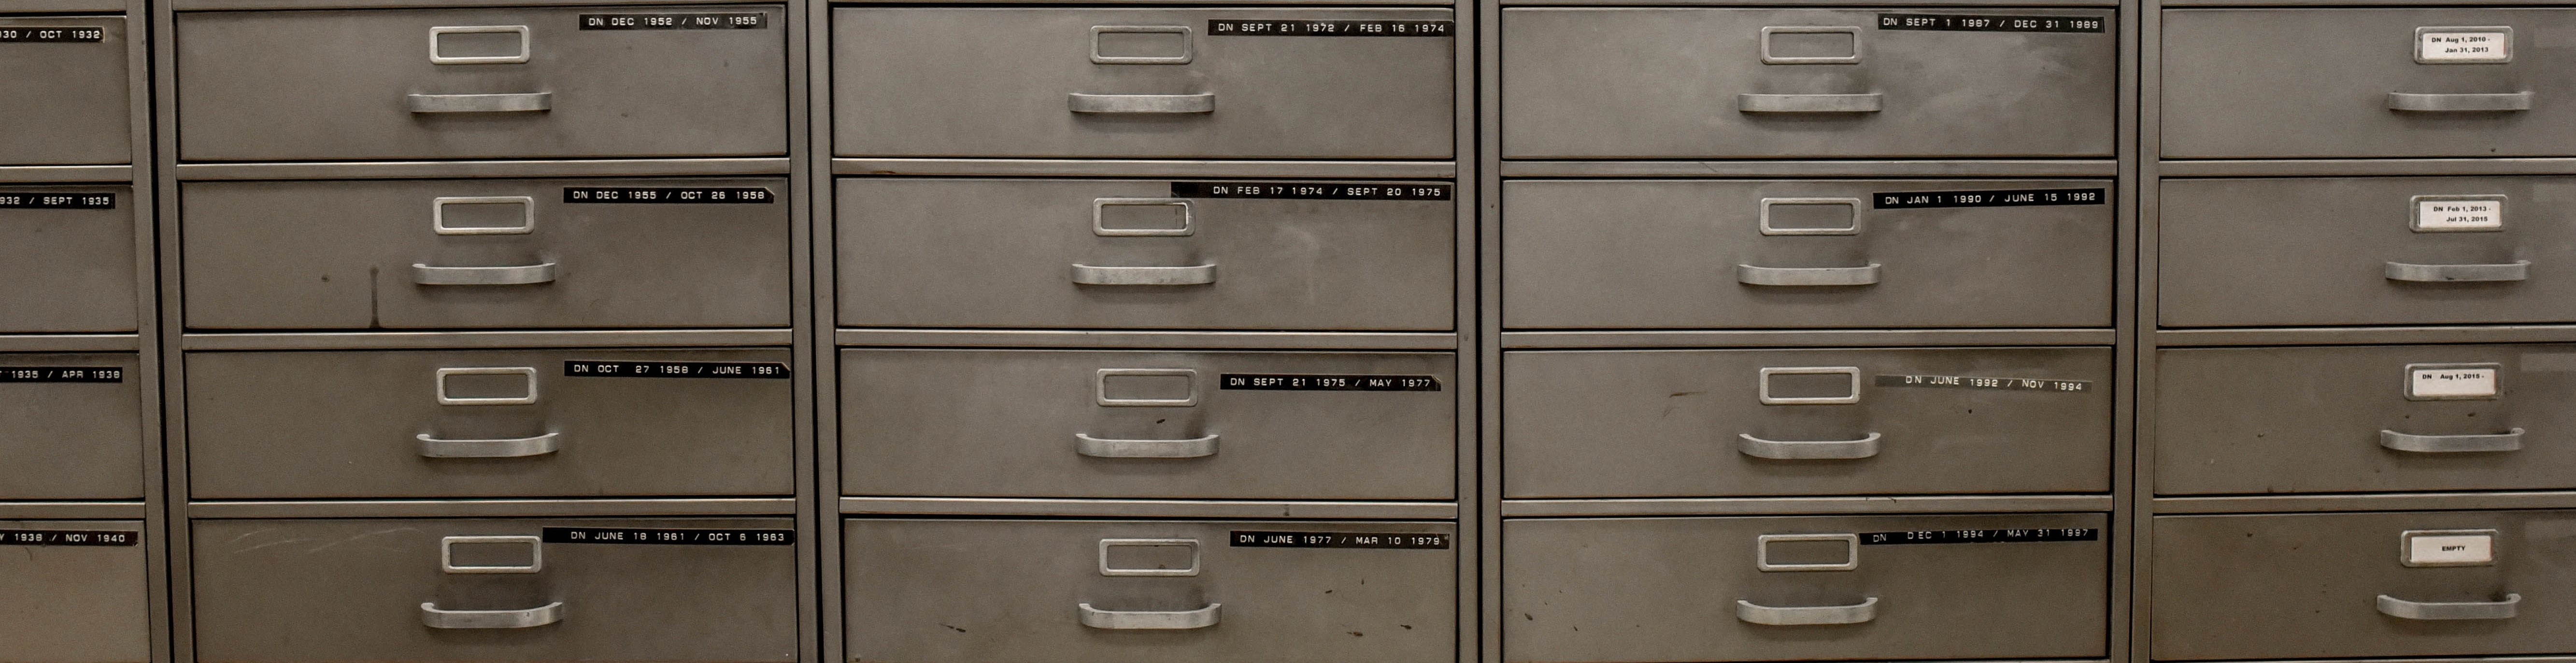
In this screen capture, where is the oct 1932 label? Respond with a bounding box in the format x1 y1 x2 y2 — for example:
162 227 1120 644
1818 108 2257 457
1231 531 1451 549
0 530 138 546
1171 182 1451 201
1861 528 2098 545
541 527 794 545
1877 14 2107 33
564 361 791 379
1220 374 1442 391
580 14 768 30
0 367 125 383
0 192 115 210
562 187 775 203
1874 188 2107 209
1208 20 1453 36
0 26 105 43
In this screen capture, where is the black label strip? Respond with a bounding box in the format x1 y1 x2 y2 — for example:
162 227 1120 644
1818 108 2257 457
541 527 794 545
1878 14 2107 33
562 187 776 204
1231 531 1451 549
1874 188 2106 209
1862 528 2100 545
0 367 126 383
0 192 116 210
0 530 138 546
1171 182 1451 201
0 27 106 43
1208 20 1453 37
1877 374 2091 392
564 360 791 379
1220 374 1441 391
580 14 768 30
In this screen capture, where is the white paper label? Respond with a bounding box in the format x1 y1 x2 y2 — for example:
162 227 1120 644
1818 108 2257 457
2410 366 2498 399
2417 199 2503 230
2419 30 2512 62
2408 534 2494 565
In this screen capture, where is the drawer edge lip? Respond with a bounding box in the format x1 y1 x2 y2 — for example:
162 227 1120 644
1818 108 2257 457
840 497 1460 520
186 498 797 519
1506 328 2116 349
837 328 1462 351
173 158 792 182
2157 326 2576 347
176 0 787 11
2153 491 2576 515
833 159 1458 179
182 329 792 351
0 334 141 353
2159 158 2576 178
1500 159 2119 178
1502 494 2114 517
0 165 133 184
0 501 147 520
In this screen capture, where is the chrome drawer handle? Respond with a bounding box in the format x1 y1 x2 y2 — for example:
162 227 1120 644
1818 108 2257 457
2377 593 2519 620
1068 93 1214 114
407 92 553 114
1738 432 1881 460
1737 264 1881 287
1738 93 1882 114
1071 264 1216 286
1075 433 1218 459
2381 428 2523 453
414 263 557 286
1077 603 1221 630
2388 91 2532 113
1737 597 1877 625
2385 260 2528 282
420 601 564 629
417 432 561 458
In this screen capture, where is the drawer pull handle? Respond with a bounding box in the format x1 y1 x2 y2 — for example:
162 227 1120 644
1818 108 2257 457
2385 260 2528 283
1078 603 1221 630
420 601 564 629
407 92 553 114
1738 432 1881 460
1072 263 1216 286
1068 93 1215 114
1737 264 1880 287
1737 597 1878 625
2381 428 2524 453
2377 593 2519 620
1738 93 1883 114
2388 91 2533 113
414 263 557 286
1076 433 1219 458
417 432 561 458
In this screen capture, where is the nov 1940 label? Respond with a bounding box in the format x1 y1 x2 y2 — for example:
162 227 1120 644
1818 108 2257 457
0 530 138 546
1221 374 1441 391
541 527 794 546
0 367 125 383
1207 20 1452 37
1231 531 1451 549
1861 528 2099 545
580 14 768 30
562 187 775 204
0 27 105 43
564 360 791 379
0 192 115 210
1878 14 2107 33
1170 182 1451 201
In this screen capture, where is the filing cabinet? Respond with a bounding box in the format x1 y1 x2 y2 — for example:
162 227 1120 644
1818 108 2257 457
0 353 143 501
0 15 131 166
174 5 789 161
1507 513 2109 663
833 7 1456 159
846 519 1456 663
191 517 799 663
181 178 792 330
1505 179 2115 329
0 186 137 333
1501 8 2117 159
842 349 1454 500
0 520 149 663
187 348 793 499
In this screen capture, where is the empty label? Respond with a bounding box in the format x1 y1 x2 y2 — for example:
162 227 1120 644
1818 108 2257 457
1207 20 1452 37
2409 366 2498 399
564 360 791 379
0 27 105 43
1231 531 1450 549
2419 29 2510 63
1220 374 1440 391
2417 198 2503 231
580 14 767 30
2407 533 2494 566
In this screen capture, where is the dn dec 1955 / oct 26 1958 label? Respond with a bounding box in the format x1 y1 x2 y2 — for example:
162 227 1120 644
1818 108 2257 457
580 14 767 30
563 187 775 204
564 361 791 379
1207 20 1452 36
541 527 793 545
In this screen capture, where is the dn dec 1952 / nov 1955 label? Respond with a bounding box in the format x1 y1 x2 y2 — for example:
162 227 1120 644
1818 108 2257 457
580 14 767 30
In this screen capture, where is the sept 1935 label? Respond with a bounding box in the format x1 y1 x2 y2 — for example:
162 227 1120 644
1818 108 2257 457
1874 188 2106 209
0 193 115 210
541 527 793 545
0 27 105 43
564 361 791 379
1171 182 1451 201
1208 20 1452 36
1861 528 2099 545
563 187 775 204
1232 531 1451 549
0 367 125 383
1221 374 1442 391
581 14 767 30
1878 14 2107 33
0 530 138 546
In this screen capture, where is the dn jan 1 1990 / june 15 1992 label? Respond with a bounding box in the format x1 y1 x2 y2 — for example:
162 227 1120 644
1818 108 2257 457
541 527 793 546
1878 14 2106 33
1221 374 1442 391
564 360 791 379
0 530 138 546
0 193 115 210
1208 20 1452 36
1874 188 2106 209
0 27 105 43
563 187 775 204
1231 531 1451 549
1171 182 1451 201
580 14 767 30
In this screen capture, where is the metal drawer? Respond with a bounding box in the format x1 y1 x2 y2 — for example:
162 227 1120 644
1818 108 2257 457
2154 511 2576 660
1507 514 2109 663
186 349 792 500
0 16 129 165
1505 179 2113 329
0 186 135 333
192 517 797 663
174 5 786 161
2164 9 2576 159
181 178 790 330
846 519 1455 663
838 178 1453 331
2159 345 2576 495
2161 176 2576 327
0 353 141 501
841 349 1454 500
832 7 1455 159
1501 8 2115 159
0 520 147 663
1506 347 2112 499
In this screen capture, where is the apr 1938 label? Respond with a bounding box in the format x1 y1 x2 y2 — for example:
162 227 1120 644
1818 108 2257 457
0 367 125 383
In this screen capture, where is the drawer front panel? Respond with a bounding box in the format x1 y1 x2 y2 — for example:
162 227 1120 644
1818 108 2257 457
0 16 130 165
0 353 141 500
0 520 147 663
0 186 135 332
